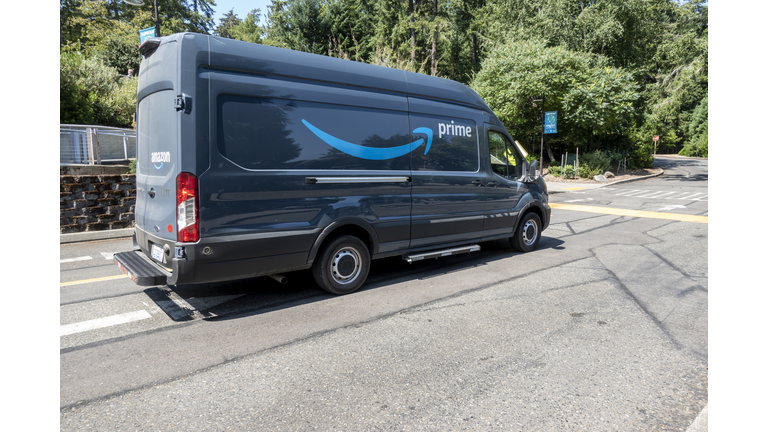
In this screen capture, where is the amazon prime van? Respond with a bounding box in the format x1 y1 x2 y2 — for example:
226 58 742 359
114 33 551 295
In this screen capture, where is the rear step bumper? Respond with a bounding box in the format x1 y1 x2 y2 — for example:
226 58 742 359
404 244 480 263
114 251 171 286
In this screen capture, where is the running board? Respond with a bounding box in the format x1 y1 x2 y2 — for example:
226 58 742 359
403 244 481 263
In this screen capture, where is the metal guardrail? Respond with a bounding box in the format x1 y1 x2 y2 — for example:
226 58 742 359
60 124 136 165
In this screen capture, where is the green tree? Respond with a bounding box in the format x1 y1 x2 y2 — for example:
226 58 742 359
95 34 141 75
471 38 638 162
215 9 243 38
230 9 265 44
60 50 137 127
60 0 215 48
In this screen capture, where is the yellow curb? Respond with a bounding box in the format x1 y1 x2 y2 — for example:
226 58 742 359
549 203 708 223
60 274 129 287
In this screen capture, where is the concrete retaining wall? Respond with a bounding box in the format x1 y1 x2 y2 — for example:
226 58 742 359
60 174 136 234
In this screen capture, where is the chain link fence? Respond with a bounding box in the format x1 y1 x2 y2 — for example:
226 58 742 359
60 124 136 165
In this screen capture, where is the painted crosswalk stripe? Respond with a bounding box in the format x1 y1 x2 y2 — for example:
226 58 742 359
621 190 651 197
613 189 642 196
677 192 705 200
60 310 152 337
635 190 673 198
664 193 692 200
60 256 93 264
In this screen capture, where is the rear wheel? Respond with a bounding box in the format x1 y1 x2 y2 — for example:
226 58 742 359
511 212 542 252
312 235 371 295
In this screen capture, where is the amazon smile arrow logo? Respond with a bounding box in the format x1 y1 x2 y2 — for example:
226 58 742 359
302 120 433 161
151 151 171 169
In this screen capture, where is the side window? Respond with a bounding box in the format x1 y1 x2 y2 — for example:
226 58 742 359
409 114 479 172
488 131 522 180
217 95 412 171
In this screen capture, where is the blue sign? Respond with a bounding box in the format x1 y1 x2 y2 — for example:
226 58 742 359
544 111 557 134
140 27 156 45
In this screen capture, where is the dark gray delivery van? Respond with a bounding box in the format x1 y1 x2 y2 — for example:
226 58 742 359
115 32 551 295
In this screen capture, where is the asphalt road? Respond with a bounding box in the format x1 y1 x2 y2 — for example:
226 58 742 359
60 156 708 431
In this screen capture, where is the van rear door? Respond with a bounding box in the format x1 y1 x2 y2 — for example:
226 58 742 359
135 40 180 263
136 90 178 241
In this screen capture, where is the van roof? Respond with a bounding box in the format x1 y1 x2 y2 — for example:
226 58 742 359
163 33 494 114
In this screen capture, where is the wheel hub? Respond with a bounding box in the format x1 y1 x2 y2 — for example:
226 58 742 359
522 220 538 246
331 248 361 284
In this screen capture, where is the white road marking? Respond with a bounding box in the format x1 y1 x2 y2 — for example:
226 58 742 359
659 204 687 211
577 188 708 202
565 198 594 203
635 190 673 198
621 190 651 197
664 193 695 200
100 252 115 260
613 189 642 196
676 192 705 200
60 256 93 264
60 310 152 337
155 294 247 321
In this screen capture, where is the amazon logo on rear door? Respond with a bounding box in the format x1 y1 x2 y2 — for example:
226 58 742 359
151 151 170 169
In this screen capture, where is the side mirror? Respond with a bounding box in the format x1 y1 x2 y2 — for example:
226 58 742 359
520 160 539 183
529 160 539 180
521 160 529 179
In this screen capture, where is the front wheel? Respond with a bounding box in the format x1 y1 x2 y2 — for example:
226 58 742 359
510 212 542 252
312 235 371 295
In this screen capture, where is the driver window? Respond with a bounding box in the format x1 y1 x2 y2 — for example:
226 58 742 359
489 131 522 179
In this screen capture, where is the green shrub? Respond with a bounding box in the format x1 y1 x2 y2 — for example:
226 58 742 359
577 149 624 178
129 159 136 174
548 164 561 177
563 165 575 179
580 150 610 177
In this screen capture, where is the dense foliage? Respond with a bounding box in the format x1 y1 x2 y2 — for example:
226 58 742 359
60 0 707 161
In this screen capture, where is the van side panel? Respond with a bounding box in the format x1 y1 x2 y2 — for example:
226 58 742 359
192 58 413 283
407 97 489 247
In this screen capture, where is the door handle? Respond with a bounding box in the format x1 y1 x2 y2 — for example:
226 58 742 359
471 180 483 187
148 188 155 198
487 181 499 188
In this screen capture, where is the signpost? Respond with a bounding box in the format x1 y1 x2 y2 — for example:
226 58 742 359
653 135 659 155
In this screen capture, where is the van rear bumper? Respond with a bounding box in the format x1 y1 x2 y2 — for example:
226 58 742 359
129 226 313 286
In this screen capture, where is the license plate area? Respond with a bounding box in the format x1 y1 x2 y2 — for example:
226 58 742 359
151 243 164 263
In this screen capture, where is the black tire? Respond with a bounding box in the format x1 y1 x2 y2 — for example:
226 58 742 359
312 235 371 295
510 212 542 252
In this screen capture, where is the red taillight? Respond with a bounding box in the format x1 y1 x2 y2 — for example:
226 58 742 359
176 172 199 242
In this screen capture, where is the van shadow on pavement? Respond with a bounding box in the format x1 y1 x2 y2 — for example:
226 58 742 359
143 236 565 323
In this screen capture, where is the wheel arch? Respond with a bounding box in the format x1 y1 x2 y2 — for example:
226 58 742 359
307 219 379 266
514 201 548 235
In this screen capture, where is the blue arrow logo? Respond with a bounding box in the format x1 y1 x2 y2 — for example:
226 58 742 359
302 120 433 161
153 162 163 169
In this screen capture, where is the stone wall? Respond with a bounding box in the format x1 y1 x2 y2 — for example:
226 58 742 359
60 175 136 234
